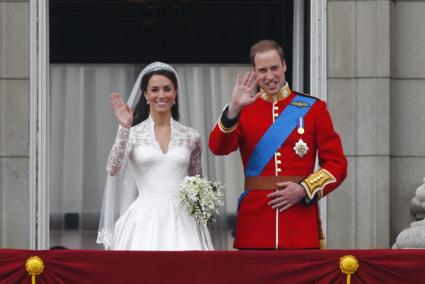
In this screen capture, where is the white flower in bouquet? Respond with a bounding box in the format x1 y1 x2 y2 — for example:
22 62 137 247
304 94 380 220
178 175 225 225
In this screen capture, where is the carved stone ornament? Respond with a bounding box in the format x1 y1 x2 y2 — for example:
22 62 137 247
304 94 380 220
393 177 425 249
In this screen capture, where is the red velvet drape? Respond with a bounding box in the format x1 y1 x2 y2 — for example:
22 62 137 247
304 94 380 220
0 249 424 284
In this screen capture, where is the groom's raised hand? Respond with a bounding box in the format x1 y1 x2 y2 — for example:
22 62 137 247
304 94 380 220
227 71 261 119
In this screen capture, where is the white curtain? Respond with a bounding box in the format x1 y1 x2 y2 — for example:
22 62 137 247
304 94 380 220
49 64 250 249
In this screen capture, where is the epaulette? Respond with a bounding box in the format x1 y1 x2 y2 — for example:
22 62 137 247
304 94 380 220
293 91 317 99
288 92 318 108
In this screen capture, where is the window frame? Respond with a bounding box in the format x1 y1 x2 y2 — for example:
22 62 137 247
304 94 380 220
29 0 328 249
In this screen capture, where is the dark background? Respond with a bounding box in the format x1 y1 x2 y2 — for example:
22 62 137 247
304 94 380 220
50 0 293 65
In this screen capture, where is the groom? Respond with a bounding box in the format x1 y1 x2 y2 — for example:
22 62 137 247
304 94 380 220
209 40 347 249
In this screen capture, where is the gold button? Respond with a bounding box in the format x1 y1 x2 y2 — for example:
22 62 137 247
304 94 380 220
276 168 282 173
276 152 281 157
273 113 279 118
277 160 282 164
274 106 279 110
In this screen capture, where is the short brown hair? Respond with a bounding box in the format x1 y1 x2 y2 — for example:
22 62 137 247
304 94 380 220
250 40 285 67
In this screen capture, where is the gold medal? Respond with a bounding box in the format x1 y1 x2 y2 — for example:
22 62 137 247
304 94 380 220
297 117 305 135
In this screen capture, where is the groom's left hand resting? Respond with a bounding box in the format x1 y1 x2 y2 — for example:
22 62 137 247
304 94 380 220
267 182 307 212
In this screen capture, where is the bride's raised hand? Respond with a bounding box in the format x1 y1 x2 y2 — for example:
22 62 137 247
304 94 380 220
228 71 260 119
111 92 133 129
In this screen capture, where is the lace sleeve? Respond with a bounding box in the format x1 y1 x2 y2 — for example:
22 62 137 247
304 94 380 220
188 134 202 176
106 125 132 176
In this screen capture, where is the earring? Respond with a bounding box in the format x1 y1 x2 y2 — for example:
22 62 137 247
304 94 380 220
173 100 176 105
145 98 150 105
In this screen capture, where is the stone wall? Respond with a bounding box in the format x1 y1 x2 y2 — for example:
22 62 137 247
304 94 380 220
327 0 391 248
0 0 30 248
390 0 425 244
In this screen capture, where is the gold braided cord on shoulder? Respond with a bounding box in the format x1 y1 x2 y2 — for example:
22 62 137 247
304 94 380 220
301 169 336 199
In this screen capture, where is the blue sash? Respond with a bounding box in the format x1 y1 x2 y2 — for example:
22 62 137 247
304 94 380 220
245 94 316 176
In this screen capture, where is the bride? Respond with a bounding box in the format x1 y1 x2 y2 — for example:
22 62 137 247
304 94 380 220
97 62 213 250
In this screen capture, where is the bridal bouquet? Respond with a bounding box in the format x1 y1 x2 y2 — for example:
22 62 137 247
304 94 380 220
178 175 225 225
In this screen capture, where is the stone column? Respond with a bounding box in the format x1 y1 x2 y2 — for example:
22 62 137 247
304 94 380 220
390 0 425 245
0 1 30 248
326 0 391 248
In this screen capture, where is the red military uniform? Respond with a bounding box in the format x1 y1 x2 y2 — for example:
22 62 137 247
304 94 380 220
209 83 347 249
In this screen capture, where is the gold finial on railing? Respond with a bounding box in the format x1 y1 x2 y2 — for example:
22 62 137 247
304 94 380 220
26 256 44 284
340 255 359 284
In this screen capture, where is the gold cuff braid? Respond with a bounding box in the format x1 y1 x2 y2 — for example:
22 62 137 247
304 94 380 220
301 169 336 200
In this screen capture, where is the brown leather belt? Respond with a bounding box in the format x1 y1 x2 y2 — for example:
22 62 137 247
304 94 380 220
244 176 306 190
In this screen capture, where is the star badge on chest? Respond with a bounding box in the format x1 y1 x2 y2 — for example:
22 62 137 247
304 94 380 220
293 138 309 158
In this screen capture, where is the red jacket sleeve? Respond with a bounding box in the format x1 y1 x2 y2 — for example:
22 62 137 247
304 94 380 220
301 100 347 199
208 107 242 155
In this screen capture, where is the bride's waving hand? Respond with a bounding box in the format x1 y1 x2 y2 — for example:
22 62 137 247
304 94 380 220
111 92 133 129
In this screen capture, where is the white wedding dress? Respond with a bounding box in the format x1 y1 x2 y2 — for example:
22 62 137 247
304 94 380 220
105 116 213 250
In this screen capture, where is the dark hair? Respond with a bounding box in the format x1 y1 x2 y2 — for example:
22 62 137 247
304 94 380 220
50 245 67 249
132 69 180 126
250 39 285 67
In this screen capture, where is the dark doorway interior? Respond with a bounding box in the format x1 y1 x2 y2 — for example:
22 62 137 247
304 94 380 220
50 0 293 73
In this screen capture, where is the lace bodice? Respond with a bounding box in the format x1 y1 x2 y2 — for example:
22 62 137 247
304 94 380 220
106 117 202 196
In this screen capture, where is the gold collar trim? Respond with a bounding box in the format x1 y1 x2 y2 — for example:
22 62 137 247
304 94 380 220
260 83 291 103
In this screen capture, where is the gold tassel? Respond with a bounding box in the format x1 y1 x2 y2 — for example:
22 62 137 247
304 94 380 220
340 255 359 284
26 256 44 284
